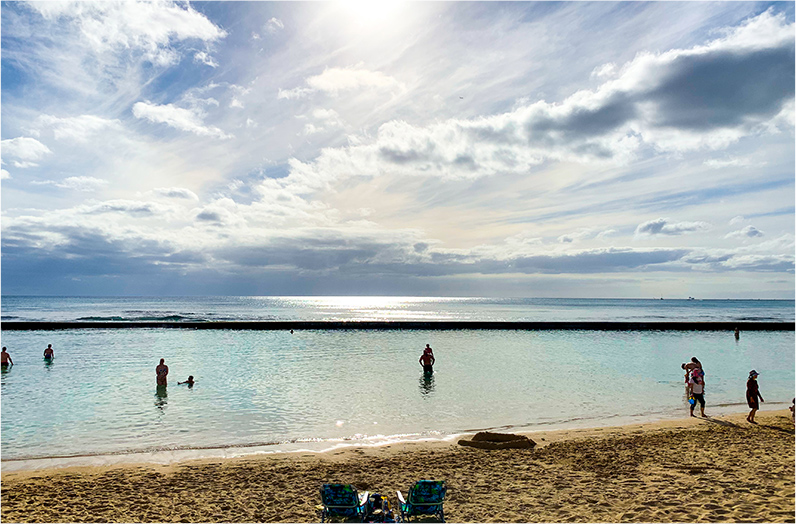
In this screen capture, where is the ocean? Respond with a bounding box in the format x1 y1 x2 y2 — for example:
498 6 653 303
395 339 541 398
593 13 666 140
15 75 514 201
1 296 793 469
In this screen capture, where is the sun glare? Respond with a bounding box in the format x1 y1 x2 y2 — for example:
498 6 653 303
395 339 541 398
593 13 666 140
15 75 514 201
337 0 404 27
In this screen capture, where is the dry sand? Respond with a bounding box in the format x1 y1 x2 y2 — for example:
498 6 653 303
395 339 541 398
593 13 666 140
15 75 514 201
2 410 793 523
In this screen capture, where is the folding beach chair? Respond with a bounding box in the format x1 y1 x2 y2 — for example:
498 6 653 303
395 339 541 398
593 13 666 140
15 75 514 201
396 480 446 522
318 483 369 522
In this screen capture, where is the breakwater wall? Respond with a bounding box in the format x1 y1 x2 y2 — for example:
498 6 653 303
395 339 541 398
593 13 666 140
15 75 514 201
2 321 793 331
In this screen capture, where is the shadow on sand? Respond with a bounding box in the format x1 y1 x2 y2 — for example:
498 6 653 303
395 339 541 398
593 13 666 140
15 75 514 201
700 417 741 428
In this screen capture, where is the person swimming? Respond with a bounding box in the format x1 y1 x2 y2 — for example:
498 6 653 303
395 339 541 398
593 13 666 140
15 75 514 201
178 376 195 386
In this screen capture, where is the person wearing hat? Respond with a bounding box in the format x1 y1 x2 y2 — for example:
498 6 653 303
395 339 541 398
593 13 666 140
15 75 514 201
746 370 764 424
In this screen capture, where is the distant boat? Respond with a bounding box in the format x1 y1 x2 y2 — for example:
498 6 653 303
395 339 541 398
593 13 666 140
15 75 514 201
688 297 695 301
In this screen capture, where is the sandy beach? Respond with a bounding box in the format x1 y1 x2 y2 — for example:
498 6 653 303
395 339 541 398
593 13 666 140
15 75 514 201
2 410 793 523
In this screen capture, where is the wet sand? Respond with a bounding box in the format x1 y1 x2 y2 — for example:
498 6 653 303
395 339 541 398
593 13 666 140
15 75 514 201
2 410 793 523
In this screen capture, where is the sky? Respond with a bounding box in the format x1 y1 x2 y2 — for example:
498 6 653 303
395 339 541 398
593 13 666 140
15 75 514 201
1 1 794 298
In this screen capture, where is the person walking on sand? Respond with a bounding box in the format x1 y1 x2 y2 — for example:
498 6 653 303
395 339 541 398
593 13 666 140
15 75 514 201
688 370 706 418
419 349 435 374
1 347 13 368
156 358 169 386
43 344 54 359
746 370 764 423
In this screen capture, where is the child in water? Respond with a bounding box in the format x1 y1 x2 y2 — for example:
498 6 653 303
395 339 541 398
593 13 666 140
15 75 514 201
178 376 195 386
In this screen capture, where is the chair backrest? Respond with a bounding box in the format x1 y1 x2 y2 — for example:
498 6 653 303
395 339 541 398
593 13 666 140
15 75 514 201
322 483 359 508
408 480 446 505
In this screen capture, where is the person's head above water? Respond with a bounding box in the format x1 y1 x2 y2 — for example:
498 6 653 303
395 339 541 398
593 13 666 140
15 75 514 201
160 358 165 365
47 344 52 348
691 357 701 366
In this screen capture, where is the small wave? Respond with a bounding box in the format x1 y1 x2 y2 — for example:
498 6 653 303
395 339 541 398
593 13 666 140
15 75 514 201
1 439 288 462
76 315 205 322
1 432 453 463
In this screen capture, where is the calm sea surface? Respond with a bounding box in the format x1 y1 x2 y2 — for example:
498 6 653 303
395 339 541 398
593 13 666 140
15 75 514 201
2 296 794 323
1 297 793 466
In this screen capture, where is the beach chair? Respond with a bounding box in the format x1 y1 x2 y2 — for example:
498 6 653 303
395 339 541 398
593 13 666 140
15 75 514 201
318 483 369 522
396 480 446 522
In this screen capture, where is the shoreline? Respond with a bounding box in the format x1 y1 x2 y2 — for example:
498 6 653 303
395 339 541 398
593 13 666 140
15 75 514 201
2 410 793 522
3 320 795 330
3 402 789 473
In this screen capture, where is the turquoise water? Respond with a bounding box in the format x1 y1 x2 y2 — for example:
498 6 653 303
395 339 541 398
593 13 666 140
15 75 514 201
1 326 793 462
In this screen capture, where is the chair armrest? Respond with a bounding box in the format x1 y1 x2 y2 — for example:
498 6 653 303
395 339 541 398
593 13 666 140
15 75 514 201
396 491 406 504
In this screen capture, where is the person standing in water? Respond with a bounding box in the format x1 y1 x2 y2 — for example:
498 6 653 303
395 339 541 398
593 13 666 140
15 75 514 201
746 370 764 424
1 347 13 368
43 344 54 359
419 347 435 374
156 358 169 386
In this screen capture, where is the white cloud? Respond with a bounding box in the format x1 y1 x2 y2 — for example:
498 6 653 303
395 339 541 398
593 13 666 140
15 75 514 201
635 218 712 236
591 62 617 79
277 11 794 185
29 1 227 66
194 51 219 68
1 169 10 180
77 199 169 216
596 229 617 240
703 157 762 169
307 67 402 93
32 176 109 192
301 108 344 135
1 137 52 167
505 232 544 248
132 101 233 139
33 114 120 143
729 215 746 225
279 66 404 99
265 17 284 34
278 87 313 100
725 225 765 239
152 187 199 200
246 118 258 128
557 229 593 243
